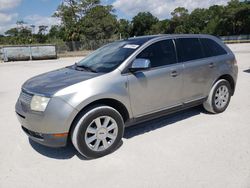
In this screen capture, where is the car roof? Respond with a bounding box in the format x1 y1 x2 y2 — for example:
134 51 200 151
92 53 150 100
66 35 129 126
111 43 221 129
127 34 217 42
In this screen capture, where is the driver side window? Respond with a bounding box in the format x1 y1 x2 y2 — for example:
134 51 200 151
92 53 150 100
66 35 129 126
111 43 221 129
137 39 177 68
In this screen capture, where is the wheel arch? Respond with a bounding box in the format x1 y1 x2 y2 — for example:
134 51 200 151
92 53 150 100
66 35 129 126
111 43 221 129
68 98 130 138
214 74 236 95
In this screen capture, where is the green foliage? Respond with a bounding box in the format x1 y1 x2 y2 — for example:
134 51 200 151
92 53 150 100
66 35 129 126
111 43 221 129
218 0 250 35
54 0 101 41
131 12 159 36
81 5 117 40
5 28 19 37
168 7 189 33
48 25 66 40
118 19 131 39
4 24 32 44
150 20 170 34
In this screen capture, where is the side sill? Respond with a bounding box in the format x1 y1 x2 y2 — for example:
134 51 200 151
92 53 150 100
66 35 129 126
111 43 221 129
125 97 206 127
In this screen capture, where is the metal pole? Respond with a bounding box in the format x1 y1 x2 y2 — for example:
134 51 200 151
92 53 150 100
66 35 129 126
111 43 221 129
29 45 32 60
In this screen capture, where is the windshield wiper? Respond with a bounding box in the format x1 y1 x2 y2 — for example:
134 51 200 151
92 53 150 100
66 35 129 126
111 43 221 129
74 63 97 73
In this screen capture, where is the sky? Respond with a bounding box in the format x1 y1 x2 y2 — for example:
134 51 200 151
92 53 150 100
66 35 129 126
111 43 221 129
0 0 231 34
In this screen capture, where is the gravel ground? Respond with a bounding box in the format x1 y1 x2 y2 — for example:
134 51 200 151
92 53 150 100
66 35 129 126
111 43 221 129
0 44 250 188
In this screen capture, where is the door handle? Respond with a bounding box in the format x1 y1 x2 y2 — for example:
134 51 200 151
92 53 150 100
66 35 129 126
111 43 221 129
171 70 178 77
209 62 215 68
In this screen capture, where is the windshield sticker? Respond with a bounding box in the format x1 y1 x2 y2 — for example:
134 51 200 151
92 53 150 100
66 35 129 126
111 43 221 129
123 44 139 49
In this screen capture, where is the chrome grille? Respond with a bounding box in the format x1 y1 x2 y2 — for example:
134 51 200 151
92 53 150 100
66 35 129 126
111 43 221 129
19 91 33 104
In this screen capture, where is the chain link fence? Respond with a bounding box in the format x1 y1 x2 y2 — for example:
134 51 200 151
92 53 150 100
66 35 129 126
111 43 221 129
57 39 117 53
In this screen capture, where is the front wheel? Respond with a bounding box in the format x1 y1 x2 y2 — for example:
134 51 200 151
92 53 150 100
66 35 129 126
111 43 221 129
71 105 124 159
203 79 232 114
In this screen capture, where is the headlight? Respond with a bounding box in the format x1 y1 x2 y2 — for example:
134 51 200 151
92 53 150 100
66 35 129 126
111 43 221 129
30 95 50 112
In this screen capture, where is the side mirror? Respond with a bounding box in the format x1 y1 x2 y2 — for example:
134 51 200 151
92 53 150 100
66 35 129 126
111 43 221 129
129 58 151 72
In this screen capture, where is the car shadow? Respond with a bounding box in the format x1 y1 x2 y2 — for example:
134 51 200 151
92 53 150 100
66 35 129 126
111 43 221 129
29 139 86 160
124 106 204 139
29 138 123 160
29 105 205 160
243 69 250 73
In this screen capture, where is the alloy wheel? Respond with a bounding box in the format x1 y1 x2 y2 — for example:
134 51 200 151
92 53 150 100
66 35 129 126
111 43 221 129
214 85 229 109
84 116 118 152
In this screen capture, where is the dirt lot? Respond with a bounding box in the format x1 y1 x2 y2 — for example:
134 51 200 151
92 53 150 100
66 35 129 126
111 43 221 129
0 44 250 188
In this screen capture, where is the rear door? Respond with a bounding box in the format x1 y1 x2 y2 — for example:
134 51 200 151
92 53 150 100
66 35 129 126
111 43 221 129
175 37 215 102
199 37 229 94
127 39 184 117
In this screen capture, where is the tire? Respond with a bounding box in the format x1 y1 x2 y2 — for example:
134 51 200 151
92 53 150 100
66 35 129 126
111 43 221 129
203 79 232 114
71 105 124 159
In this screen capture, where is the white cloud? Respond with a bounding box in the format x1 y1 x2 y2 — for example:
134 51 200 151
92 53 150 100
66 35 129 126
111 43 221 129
0 0 22 34
24 15 61 33
0 13 18 34
0 12 18 24
113 0 230 19
0 0 22 11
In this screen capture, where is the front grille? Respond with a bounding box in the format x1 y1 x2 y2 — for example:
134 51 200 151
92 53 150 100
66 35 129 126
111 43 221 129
19 91 33 105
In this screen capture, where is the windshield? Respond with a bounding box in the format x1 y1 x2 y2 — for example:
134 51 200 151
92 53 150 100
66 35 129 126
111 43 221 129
76 39 147 73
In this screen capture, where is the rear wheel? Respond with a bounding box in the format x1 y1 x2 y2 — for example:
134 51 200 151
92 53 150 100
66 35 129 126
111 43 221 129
203 79 232 114
71 105 124 159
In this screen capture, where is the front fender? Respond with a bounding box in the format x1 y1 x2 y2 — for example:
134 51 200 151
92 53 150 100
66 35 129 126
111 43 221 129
54 70 133 119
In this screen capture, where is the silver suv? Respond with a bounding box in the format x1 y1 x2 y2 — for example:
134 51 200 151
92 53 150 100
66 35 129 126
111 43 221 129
16 34 238 159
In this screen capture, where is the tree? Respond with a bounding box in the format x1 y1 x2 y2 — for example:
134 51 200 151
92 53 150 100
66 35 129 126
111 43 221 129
171 7 189 18
81 5 117 41
54 0 100 41
34 25 49 43
4 22 32 44
150 19 170 34
5 28 19 37
169 7 189 33
16 20 27 30
185 8 209 34
235 6 250 34
38 25 48 35
202 5 225 35
225 0 250 35
131 12 159 36
48 25 66 40
118 19 131 39
19 28 32 37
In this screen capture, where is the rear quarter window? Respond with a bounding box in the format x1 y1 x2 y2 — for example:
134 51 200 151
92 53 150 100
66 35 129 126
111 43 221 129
175 38 204 62
200 38 227 57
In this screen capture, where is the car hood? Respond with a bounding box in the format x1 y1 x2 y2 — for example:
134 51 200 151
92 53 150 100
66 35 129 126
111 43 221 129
22 67 102 96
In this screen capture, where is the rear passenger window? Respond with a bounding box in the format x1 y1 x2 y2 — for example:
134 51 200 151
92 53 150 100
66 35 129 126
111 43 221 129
137 39 177 68
201 38 227 57
175 38 204 62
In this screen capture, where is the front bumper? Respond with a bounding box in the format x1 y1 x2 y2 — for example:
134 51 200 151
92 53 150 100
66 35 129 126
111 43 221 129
15 93 79 148
21 125 68 147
